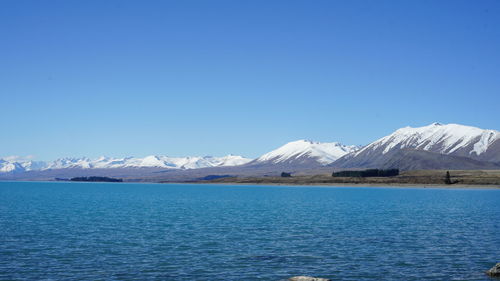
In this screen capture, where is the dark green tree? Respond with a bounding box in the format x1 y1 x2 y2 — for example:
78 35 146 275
444 171 452 184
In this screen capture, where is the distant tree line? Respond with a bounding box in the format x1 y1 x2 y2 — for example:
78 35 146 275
198 175 234 181
70 176 123 182
332 169 399 178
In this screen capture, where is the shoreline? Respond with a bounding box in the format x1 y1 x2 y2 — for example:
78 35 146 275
1 179 499 189
176 181 500 189
190 170 500 189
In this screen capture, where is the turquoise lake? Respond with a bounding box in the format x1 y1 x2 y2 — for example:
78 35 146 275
0 181 498 280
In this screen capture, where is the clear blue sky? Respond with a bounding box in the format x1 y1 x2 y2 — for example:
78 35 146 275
1 0 499 160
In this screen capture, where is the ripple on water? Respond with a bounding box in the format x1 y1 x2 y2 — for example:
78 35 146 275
0 182 498 281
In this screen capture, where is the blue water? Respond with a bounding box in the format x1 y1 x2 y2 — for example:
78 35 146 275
0 182 499 281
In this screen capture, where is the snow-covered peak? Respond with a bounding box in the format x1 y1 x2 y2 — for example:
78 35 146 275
125 155 178 168
0 159 24 173
167 156 217 169
46 157 93 169
356 123 500 156
255 139 359 165
212 154 252 166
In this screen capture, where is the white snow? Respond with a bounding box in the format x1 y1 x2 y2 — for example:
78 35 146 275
0 154 253 172
255 140 359 165
211 154 253 166
0 160 22 172
355 123 500 156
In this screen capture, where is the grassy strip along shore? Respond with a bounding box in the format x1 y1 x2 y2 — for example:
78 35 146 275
202 170 500 187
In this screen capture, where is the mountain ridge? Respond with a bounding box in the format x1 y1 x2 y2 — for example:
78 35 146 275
0 155 253 173
333 123 500 169
2 123 500 178
246 140 359 168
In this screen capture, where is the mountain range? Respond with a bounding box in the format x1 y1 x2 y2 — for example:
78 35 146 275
0 155 252 173
1 123 499 180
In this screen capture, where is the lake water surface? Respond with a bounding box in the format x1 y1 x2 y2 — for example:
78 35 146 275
0 181 498 280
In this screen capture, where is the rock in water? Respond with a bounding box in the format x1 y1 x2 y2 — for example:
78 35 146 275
487 263 500 277
288 276 331 281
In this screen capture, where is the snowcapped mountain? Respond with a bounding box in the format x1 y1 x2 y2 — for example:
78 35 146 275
333 123 500 169
249 140 359 167
0 154 252 173
0 159 24 173
205 155 253 167
2 122 499 175
0 159 47 173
